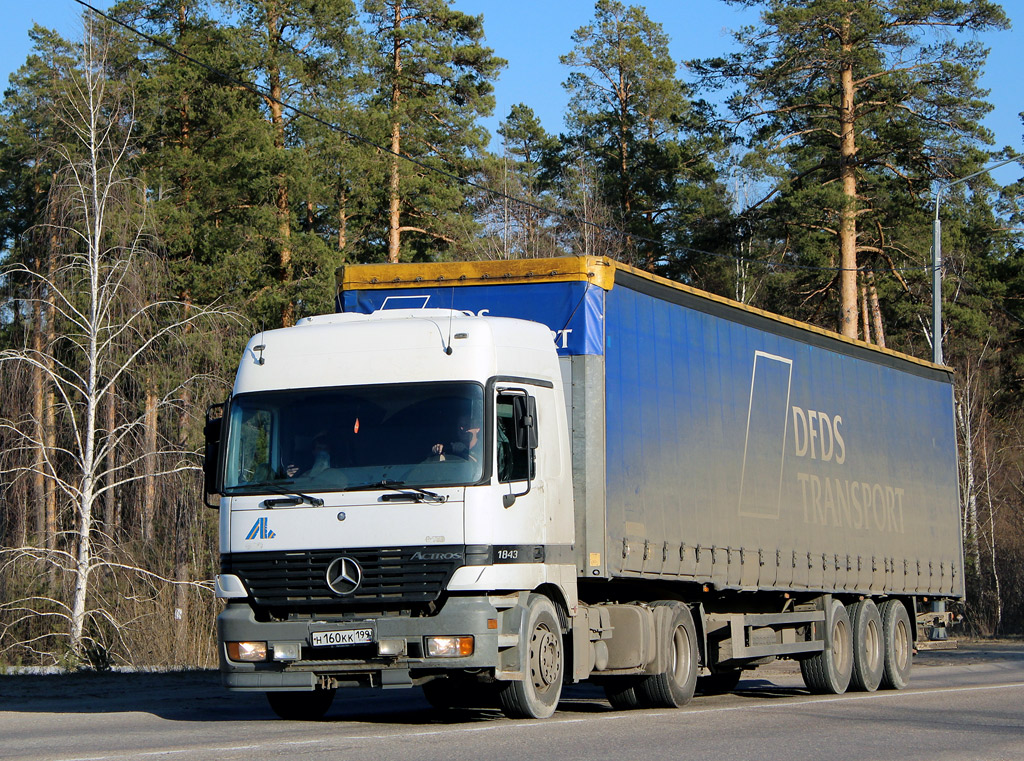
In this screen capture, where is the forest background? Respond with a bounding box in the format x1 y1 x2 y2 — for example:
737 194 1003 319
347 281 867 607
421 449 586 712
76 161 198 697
1 0 1022 669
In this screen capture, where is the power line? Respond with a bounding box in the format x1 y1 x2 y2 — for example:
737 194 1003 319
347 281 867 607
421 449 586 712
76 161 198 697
70 0 967 279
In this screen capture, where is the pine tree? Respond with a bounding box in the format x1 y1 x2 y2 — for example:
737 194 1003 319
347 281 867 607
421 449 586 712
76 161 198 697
285 12 381 305
212 0 361 325
693 0 1009 339
560 0 728 270
109 1 277 317
362 0 505 263
472 103 562 259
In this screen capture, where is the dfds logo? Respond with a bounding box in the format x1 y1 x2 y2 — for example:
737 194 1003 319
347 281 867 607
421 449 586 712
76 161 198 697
245 516 275 540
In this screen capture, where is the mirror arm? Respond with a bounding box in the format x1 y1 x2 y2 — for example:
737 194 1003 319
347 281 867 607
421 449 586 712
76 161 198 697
502 472 532 509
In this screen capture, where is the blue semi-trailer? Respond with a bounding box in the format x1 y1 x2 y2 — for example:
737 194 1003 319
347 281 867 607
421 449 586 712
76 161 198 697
207 256 962 720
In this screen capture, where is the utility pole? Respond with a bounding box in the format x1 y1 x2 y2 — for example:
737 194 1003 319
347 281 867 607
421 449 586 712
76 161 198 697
931 154 1023 365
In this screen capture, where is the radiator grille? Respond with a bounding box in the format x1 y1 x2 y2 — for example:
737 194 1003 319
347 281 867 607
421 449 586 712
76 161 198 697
222 546 465 611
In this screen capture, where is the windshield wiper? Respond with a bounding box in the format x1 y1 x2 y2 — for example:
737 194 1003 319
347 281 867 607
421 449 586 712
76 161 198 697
226 481 324 507
347 480 447 503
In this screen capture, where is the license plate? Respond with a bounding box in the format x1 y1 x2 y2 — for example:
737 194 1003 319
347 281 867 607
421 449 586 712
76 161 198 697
311 628 374 647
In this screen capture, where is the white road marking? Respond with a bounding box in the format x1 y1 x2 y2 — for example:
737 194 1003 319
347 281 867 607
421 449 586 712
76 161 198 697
53 680 1024 761
350 681 1024 739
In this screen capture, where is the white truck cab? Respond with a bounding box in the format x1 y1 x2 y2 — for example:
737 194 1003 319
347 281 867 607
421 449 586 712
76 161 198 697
209 309 576 719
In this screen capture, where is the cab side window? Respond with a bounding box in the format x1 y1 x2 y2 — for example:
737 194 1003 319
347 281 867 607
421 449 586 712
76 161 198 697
496 393 535 483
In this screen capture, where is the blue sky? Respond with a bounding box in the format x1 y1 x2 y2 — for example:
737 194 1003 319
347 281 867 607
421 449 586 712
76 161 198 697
3 0 1023 185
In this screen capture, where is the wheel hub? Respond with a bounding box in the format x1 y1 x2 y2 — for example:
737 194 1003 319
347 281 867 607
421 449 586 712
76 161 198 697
532 627 560 688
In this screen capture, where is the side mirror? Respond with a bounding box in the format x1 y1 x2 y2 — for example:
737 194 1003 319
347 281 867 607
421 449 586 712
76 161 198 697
503 394 538 509
203 402 225 509
512 395 539 450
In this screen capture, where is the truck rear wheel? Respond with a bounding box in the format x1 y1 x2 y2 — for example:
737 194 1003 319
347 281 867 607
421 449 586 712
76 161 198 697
800 598 853 695
266 688 335 721
637 603 698 708
879 599 913 690
602 679 642 710
499 594 564 719
849 599 884 692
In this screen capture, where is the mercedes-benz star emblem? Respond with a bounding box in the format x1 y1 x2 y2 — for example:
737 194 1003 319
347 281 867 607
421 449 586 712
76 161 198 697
325 557 363 596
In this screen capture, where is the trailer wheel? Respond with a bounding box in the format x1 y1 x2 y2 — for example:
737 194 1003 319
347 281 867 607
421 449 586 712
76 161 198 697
266 688 335 721
499 594 564 719
637 602 698 708
800 598 853 695
849 599 884 692
879 599 913 690
697 670 743 695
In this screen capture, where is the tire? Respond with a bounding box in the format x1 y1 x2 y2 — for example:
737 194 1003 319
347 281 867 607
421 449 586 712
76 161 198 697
697 670 743 695
266 688 336 720
800 598 853 695
603 678 643 710
637 603 698 708
422 677 498 710
848 599 884 692
879 599 913 690
499 594 564 719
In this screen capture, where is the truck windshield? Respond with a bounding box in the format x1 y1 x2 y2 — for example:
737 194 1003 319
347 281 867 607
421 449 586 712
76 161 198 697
222 382 485 494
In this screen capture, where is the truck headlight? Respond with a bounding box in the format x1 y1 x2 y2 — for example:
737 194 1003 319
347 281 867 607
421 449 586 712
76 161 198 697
425 636 474 657
377 638 406 656
272 642 301 661
227 641 268 662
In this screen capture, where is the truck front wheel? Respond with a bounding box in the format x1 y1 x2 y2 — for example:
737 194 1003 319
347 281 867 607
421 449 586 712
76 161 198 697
266 688 336 721
637 602 698 708
499 594 564 719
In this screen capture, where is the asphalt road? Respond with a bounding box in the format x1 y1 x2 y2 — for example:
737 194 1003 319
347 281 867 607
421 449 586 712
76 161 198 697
2 642 1023 761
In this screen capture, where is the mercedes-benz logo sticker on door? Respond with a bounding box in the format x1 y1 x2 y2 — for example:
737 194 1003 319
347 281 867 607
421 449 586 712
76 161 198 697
325 557 363 595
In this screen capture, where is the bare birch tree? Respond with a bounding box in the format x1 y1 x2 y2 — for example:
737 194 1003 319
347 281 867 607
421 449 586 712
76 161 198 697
952 338 1010 634
0 18 229 665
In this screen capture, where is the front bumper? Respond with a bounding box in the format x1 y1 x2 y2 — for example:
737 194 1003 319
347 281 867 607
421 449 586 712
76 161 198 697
218 596 506 691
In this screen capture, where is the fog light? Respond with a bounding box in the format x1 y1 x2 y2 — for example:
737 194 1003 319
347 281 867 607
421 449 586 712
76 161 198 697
378 638 406 656
227 641 268 662
425 636 474 657
272 642 300 661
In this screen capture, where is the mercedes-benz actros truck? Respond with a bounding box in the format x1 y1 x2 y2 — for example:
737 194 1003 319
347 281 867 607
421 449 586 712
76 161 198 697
205 256 963 720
